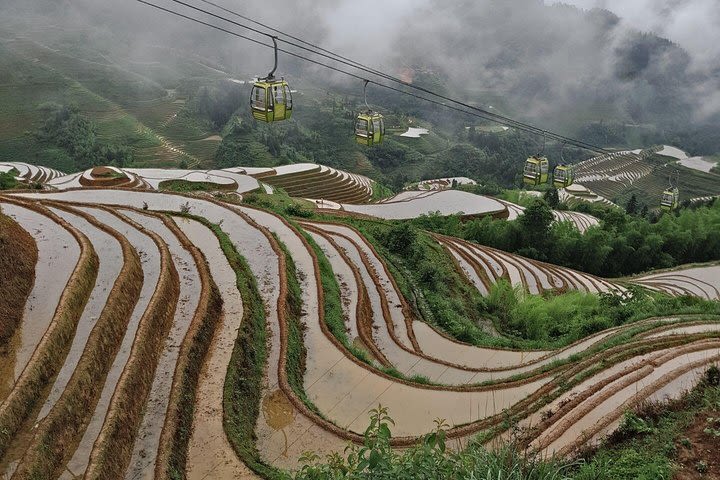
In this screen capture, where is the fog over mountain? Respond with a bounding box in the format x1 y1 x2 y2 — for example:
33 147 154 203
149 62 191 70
3 0 719 130
557 0 720 69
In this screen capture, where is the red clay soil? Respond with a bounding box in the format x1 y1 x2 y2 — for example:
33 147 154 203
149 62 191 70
0 212 38 344
674 408 720 480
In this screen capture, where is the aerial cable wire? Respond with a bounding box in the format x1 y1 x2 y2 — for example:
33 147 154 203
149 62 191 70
136 0 609 154
194 0 389 78
144 0 608 153
168 0 610 152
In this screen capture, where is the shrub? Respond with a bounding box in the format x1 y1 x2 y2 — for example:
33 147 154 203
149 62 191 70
293 406 573 480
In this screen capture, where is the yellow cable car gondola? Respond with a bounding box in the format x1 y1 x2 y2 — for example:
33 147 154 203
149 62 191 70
553 165 574 188
250 37 292 123
661 172 680 211
355 80 384 146
660 187 679 211
523 155 549 186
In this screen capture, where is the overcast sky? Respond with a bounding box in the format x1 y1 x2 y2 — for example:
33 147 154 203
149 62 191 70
552 0 720 69
323 0 719 72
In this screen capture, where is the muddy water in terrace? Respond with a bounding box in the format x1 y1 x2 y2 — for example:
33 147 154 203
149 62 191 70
238 210 555 438
451 241 499 283
0 206 122 479
645 323 720 339
538 345 720 456
118 210 200 480
36 206 124 422
13 190 283 388
10 192 601 459
60 207 162 479
321 232 469 383
178 218 257 479
445 245 488 295
0 203 79 399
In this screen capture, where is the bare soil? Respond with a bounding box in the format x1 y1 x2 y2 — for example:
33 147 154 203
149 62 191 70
674 408 720 479
0 212 37 343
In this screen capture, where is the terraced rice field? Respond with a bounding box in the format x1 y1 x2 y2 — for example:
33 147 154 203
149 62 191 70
1 187 718 478
438 235 719 301
0 163 64 185
413 177 477 191
249 163 375 203
44 163 375 202
571 147 720 205
342 190 507 220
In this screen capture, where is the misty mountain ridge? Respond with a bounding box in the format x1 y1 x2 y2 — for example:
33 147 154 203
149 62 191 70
1 0 718 159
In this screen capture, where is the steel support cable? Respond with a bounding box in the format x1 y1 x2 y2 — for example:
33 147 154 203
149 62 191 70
172 0 609 152
137 0 609 154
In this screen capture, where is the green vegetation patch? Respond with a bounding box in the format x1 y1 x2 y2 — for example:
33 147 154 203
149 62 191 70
487 281 719 345
411 197 720 278
293 406 572 480
159 179 234 193
0 170 20 190
327 217 496 347
319 214 719 350
243 191 315 218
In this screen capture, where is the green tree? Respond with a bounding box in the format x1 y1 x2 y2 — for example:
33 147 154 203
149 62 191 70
626 194 639 215
519 199 554 251
544 187 560 208
0 171 19 190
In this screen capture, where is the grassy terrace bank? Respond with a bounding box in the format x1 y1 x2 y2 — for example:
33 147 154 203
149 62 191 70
274 236 324 418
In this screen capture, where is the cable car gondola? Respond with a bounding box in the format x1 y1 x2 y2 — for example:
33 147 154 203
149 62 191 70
661 187 679 211
661 172 680 211
355 80 385 146
553 165 574 188
523 155 549 186
250 37 292 123
552 143 573 188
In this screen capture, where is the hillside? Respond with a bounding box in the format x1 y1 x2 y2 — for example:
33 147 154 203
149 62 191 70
0 185 718 479
1 1 720 479
2 8 719 195
570 147 720 207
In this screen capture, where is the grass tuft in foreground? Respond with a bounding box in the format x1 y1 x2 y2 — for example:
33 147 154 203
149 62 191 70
293 405 574 480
